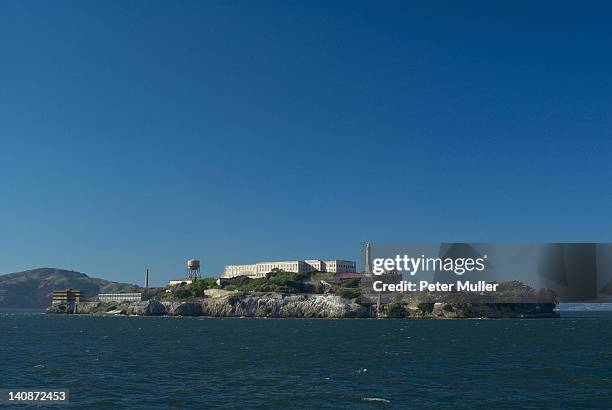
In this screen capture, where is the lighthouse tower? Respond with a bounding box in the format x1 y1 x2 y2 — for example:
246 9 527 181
364 243 373 274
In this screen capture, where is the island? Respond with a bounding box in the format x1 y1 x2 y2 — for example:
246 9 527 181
46 270 559 319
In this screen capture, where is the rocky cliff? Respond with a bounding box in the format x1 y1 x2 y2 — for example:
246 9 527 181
46 293 370 318
199 293 369 318
46 292 558 318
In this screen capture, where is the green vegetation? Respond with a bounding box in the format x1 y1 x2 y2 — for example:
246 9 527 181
339 277 361 288
443 304 454 312
189 277 218 296
219 270 367 299
337 287 361 299
159 293 173 301
417 302 434 314
224 270 315 294
267 268 311 283
173 289 193 299
355 295 372 307
386 303 406 318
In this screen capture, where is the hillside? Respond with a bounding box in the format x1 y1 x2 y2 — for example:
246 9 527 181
0 268 141 308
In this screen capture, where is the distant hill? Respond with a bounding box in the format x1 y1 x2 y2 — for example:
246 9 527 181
0 268 142 308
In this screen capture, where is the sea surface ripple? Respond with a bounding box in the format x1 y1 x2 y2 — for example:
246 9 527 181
1 310 611 409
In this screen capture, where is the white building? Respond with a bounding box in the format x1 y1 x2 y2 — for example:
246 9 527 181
98 293 142 302
222 264 258 278
325 260 357 273
221 259 356 279
168 279 193 286
304 259 324 272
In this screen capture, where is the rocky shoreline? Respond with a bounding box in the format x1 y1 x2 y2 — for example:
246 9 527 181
45 292 559 319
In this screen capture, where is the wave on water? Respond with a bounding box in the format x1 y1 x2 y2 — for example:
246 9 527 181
2 311 611 408
362 397 390 404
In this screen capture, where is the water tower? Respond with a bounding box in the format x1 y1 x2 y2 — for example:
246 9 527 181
187 258 201 279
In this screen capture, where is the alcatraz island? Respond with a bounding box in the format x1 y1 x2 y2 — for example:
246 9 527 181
46 255 559 319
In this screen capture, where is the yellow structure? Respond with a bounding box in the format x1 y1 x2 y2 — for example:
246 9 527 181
52 289 81 305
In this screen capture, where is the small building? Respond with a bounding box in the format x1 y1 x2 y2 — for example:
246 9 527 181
52 289 81 305
168 279 193 286
335 272 362 280
98 292 142 303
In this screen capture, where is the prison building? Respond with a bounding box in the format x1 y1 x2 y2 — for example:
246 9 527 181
97 292 143 303
221 259 357 279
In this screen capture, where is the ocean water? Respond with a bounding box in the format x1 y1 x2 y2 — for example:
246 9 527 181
1 311 611 409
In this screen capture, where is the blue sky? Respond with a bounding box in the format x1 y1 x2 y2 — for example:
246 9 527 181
0 1 610 285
